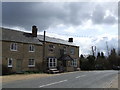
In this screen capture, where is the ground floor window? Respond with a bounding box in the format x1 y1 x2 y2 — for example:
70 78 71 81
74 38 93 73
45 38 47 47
28 59 35 67
71 59 77 67
48 58 57 68
8 58 13 67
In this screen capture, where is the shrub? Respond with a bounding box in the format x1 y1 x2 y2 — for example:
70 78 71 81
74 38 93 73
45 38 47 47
2 65 12 75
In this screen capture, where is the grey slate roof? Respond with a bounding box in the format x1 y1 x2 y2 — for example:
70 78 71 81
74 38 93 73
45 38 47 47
37 35 77 46
58 54 74 61
1 28 42 45
1 27 78 46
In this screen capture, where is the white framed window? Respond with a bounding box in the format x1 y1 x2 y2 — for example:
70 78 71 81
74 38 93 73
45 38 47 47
8 58 13 67
29 45 35 52
48 58 57 68
70 48 75 55
28 59 35 67
63 47 67 54
48 44 55 53
71 59 77 67
10 43 17 51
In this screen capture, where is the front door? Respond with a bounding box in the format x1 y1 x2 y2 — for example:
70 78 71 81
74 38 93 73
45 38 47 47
16 59 22 73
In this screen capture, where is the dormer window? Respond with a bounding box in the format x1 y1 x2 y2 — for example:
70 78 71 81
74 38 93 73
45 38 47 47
29 45 35 52
10 43 17 51
70 48 75 55
63 47 67 54
48 44 55 53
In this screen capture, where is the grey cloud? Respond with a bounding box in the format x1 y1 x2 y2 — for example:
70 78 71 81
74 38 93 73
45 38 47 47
67 2 93 25
93 37 118 56
92 5 105 24
2 2 117 31
92 4 117 25
104 15 117 24
2 2 69 31
118 2 120 24
0 2 2 26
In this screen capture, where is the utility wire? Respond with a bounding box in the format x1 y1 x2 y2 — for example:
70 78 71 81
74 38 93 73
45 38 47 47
46 31 95 38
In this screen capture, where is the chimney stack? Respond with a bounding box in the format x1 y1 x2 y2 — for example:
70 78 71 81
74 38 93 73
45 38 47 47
68 38 73 42
32 25 38 37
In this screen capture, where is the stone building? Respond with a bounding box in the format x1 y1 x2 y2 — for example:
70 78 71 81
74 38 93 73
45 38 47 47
1 26 80 73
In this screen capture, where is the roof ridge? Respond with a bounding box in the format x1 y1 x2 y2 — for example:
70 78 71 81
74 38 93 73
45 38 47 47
2 27 30 34
2 28 42 45
38 34 67 41
2 27 78 47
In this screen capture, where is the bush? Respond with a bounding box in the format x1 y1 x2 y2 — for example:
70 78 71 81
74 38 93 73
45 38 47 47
23 70 44 74
2 65 12 75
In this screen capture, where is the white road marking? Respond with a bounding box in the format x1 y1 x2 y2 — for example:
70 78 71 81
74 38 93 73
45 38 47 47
39 80 68 88
96 72 101 73
75 75 86 78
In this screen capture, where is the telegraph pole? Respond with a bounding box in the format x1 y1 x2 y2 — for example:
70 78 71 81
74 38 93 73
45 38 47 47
92 46 96 57
43 31 46 72
106 41 109 56
103 37 109 56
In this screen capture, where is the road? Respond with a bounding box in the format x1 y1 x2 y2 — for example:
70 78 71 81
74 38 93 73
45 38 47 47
2 70 119 88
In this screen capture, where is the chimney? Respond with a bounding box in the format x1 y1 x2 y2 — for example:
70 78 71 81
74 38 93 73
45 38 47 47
68 38 73 42
32 25 38 37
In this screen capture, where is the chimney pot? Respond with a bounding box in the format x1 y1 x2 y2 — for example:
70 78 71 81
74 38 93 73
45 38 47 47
68 38 73 42
32 25 37 37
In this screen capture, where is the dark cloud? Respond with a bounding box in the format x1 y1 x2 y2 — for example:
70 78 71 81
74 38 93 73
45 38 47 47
118 2 120 24
2 2 117 31
92 5 105 24
96 37 117 51
92 4 117 25
2 2 68 31
104 15 117 24
0 2 1 26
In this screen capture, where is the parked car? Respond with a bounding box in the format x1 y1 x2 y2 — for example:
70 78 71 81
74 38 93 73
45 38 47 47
112 65 120 70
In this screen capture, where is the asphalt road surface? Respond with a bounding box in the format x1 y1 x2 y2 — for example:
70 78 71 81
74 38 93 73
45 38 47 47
2 70 119 88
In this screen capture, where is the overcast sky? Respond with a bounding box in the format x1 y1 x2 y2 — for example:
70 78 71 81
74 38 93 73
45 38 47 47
2 1 118 56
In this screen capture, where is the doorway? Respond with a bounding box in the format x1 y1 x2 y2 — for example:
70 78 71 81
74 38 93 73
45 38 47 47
16 59 22 73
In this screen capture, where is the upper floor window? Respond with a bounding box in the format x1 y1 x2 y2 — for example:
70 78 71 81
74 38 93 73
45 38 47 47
48 44 55 53
70 48 75 55
63 47 67 54
28 59 35 67
8 58 13 67
10 43 17 51
29 45 35 52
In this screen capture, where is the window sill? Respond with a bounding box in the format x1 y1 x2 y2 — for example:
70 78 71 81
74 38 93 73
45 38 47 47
28 65 35 67
71 65 77 67
8 66 12 68
29 51 35 52
10 50 17 51
48 66 56 68
74 66 77 67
